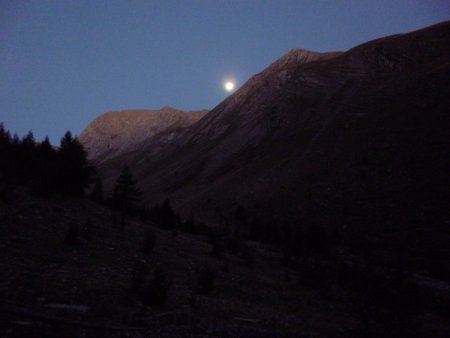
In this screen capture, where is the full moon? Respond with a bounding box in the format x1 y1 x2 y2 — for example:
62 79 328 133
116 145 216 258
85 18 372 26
224 81 235 92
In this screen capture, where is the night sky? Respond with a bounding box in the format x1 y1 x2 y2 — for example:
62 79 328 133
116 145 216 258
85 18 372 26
1 0 449 143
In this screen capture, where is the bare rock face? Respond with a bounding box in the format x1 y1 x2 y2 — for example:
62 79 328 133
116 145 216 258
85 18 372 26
79 107 208 163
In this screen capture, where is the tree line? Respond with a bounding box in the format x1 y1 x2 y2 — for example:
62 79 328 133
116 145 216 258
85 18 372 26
0 123 92 195
0 122 329 255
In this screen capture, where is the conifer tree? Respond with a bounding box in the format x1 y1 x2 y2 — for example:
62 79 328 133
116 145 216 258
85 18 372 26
18 131 37 182
38 136 54 154
35 136 57 191
57 131 92 195
0 123 11 148
21 131 36 149
112 165 141 212
0 123 12 177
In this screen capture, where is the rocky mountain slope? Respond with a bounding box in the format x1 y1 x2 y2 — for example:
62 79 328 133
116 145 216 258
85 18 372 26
79 107 207 163
89 21 450 257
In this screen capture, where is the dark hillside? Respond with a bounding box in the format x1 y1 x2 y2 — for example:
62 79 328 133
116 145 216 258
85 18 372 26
1 184 449 337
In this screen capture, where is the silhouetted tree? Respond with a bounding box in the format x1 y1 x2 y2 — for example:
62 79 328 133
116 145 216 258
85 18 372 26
112 165 141 212
11 133 20 146
21 130 36 149
16 131 37 182
57 131 93 195
0 123 11 149
0 123 12 178
34 136 57 192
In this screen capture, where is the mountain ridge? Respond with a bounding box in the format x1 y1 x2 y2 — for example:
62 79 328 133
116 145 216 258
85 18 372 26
82 21 450 257
79 107 208 163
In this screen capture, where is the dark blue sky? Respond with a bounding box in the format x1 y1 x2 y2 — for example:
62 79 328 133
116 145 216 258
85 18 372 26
1 0 449 143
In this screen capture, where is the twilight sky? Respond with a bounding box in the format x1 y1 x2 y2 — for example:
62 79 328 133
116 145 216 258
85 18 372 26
1 0 449 144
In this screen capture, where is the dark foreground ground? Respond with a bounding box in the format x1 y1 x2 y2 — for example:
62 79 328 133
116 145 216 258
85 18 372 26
0 185 449 337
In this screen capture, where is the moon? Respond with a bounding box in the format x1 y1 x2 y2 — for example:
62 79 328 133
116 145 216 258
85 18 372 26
224 81 235 92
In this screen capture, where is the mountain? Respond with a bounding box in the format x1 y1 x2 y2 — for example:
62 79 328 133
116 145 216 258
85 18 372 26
79 107 208 163
3 21 450 337
84 21 450 256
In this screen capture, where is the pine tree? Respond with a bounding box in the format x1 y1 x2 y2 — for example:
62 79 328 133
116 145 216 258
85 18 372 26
35 136 57 191
60 131 73 149
11 133 20 146
38 136 54 154
57 131 93 195
112 165 141 212
21 130 36 149
0 123 11 148
18 130 37 182
0 123 12 177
